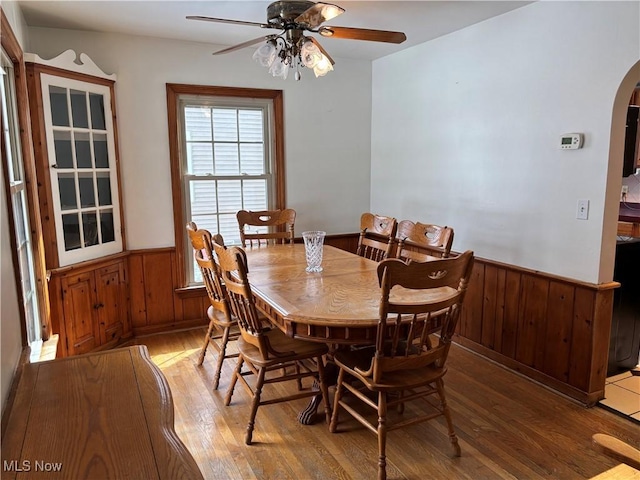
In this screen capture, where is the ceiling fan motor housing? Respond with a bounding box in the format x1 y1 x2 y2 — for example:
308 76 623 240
267 0 316 24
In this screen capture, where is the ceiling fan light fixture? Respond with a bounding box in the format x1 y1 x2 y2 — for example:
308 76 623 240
252 34 332 80
191 1 406 81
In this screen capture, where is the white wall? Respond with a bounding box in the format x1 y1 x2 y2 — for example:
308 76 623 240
1 1 28 416
371 1 640 283
2 1 29 51
27 29 373 249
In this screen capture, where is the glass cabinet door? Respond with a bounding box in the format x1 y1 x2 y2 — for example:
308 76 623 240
41 74 122 266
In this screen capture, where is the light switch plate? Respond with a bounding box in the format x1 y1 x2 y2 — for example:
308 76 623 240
576 199 589 220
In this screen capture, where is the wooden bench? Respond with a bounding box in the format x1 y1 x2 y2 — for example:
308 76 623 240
1 345 203 479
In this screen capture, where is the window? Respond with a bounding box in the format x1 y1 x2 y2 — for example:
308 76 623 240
167 85 285 287
183 100 271 243
1 49 42 352
40 74 122 266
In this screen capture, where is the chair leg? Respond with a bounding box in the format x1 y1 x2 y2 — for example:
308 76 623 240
377 391 388 480
245 367 267 445
224 355 244 406
212 326 232 390
197 319 217 366
436 379 461 457
329 368 346 433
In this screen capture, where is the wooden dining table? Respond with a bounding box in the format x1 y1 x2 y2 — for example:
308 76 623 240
242 243 455 424
243 243 451 345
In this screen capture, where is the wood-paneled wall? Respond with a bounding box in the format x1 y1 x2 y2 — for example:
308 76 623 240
128 234 615 405
128 248 210 335
457 256 617 406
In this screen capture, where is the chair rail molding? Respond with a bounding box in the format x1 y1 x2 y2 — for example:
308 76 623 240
23 49 116 81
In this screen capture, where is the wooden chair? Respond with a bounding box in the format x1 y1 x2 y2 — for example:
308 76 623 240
356 212 398 262
186 222 240 390
592 433 640 470
329 250 475 480
396 220 454 262
214 241 332 445
237 209 296 247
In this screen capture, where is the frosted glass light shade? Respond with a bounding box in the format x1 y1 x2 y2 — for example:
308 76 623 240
313 55 333 77
268 57 289 79
301 40 322 69
252 41 277 67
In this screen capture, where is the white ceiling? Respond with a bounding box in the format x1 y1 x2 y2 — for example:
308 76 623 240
17 1 531 61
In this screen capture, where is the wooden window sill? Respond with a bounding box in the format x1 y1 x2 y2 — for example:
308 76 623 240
175 285 206 299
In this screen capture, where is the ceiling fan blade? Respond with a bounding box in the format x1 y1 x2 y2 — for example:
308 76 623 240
295 2 345 29
319 26 406 44
212 36 272 55
308 37 335 65
186 15 275 29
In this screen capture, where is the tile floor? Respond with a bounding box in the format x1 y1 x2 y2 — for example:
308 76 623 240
600 370 640 422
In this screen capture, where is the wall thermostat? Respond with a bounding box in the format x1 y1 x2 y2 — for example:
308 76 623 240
560 133 584 149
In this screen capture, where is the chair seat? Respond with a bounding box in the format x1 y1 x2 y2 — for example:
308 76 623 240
334 347 447 392
237 329 329 368
207 305 237 329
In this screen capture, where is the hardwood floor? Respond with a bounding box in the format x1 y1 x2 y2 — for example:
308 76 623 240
130 328 639 480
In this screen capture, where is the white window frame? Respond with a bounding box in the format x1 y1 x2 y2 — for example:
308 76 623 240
178 95 277 285
1 49 42 350
40 74 122 266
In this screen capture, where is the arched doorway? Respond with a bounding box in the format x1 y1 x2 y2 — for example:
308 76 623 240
599 60 640 420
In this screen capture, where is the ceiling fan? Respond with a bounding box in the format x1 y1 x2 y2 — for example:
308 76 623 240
187 0 407 80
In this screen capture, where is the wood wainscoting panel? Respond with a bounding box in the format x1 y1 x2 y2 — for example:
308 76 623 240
502 269 522 359
128 252 147 329
141 250 175 325
479 264 504 351
543 281 575 383
456 256 618 405
128 248 208 335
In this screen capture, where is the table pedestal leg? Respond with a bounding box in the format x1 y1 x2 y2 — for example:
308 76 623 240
297 361 338 425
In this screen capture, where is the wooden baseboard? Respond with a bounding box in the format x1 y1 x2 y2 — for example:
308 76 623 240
132 318 208 337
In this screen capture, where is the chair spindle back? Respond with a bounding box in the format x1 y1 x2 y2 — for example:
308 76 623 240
366 250 474 383
356 213 398 262
237 209 296 247
396 220 454 261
